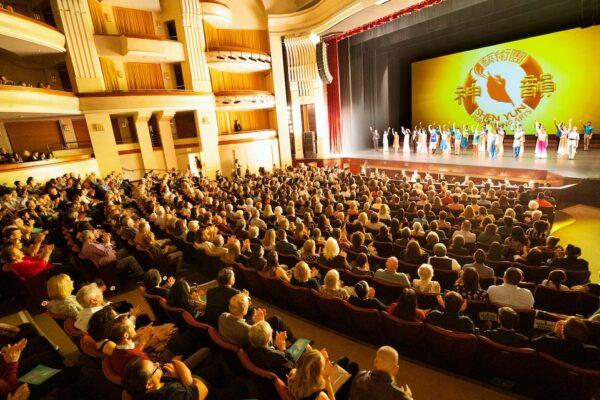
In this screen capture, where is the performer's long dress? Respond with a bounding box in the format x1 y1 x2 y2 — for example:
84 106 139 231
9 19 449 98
403 132 410 154
536 132 548 159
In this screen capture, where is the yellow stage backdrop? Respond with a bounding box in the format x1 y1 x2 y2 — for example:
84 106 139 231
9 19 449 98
412 26 600 132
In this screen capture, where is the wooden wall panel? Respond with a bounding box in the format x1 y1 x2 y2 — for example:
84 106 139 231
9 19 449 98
72 119 91 145
124 63 164 90
5 120 63 154
204 23 270 53
216 110 271 134
174 112 197 139
113 7 155 37
210 71 269 92
87 0 107 34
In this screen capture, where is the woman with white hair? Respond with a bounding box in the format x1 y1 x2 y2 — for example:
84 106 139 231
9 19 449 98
378 204 391 221
291 261 320 290
186 220 200 242
411 222 425 238
412 264 441 293
318 237 350 269
262 228 276 251
320 269 349 300
524 200 539 218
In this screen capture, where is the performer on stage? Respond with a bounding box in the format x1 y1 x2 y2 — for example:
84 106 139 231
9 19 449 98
568 125 580 160
417 127 428 155
428 125 438 154
497 123 506 155
401 127 411 154
370 126 380 150
392 129 400 153
582 120 594 151
555 119 569 156
453 124 462 155
472 125 480 156
479 126 487 155
488 126 499 160
512 123 524 158
382 128 390 152
534 121 548 159
441 125 450 154
461 125 469 151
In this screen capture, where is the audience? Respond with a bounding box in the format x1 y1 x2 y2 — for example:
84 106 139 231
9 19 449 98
412 264 441 293
487 267 534 309
482 307 530 347
374 257 410 287
425 291 475 334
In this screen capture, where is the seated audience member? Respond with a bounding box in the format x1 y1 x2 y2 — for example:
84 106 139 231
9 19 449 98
402 240 428 265
486 267 534 309
535 236 564 258
218 293 265 347
143 269 174 298
387 288 426 322
374 257 410 287
122 358 208 400
351 253 373 277
74 283 105 332
319 237 351 269
275 229 298 255
532 317 600 369
541 269 569 291
349 281 386 312
46 273 82 319
2 244 54 279
247 244 267 270
320 269 349 300
486 241 507 262
0 338 27 397
350 346 413 400
424 231 439 252
291 261 320 291
140 231 184 273
453 267 489 301
247 320 295 380
482 307 530 348
167 279 205 318
452 221 476 244
299 239 320 264
504 226 529 257
394 228 412 248
425 291 475 334
288 349 358 400
349 231 369 254
448 234 469 256
106 315 150 376
412 264 441 294
427 243 460 271
462 249 495 279
80 230 144 277
477 223 501 246
548 244 589 271
514 247 545 267
204 268 240 325
264 251 291 282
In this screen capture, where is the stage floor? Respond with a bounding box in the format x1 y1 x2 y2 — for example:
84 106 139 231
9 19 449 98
337 148 600 180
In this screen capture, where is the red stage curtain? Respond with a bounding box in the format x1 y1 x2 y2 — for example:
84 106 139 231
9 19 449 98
326 38 342 154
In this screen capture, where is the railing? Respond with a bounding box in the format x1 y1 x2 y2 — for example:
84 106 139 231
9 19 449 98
46 141 92 152
0 6 58 31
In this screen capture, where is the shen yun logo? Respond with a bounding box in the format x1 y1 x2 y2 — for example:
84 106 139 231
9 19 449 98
454 49 556 124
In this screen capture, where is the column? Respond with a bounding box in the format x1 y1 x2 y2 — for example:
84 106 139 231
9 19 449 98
51 0 105 93
179 0 212 92
156 111 178 170
289 82 304 158
193 108 220 179
133 111 158 171
58 118 77 148
270 33 292 166
83 113 121 176
314 82 330 157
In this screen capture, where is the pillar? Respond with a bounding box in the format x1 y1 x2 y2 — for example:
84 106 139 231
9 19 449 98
179 0 212 92
270 33 292 166
58 118 77 148
193 108 220 179
84 113 121 176
51 0 105 93
314 82 330 157
133 111 158 171
156 111 178 170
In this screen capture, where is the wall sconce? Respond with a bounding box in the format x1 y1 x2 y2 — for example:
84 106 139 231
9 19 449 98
120 121 127 128
61 124 71 132
92 124 104 132
50 74 57 83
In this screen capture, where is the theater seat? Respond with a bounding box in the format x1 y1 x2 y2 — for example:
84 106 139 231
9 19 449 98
312 290 348 331
537 352 600 399
102 357 122 386
282 281 318 320
432 269 459 291
238 348 278 399
534 285 580 315
371 279 404 304
344 302 383 344
380 312 425 358
158 297 187 330
208 327 242 373
181 311 211 347
477 335 536 383
138 286 169 323
80 334 104 358
63 317 85 341
274 377 294 400
424 324 477 372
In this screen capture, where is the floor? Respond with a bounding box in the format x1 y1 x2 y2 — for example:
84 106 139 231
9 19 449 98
339 148 600 179
552 204 600 282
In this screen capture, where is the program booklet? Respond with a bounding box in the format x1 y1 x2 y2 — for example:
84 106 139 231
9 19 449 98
286 338 311 362
18 364 61 385
330 363 352 393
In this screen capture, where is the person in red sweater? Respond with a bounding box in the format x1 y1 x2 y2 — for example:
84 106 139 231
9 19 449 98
2 245 53 279
0 338 27 396
106 316 150 377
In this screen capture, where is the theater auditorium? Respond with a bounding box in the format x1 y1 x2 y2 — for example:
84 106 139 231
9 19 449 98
0 0 598 399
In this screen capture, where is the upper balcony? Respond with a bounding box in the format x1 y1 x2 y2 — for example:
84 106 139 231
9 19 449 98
78 90 214 114
94 34 185 63
92 0 161 12
215 90 275 111
0 85 79 118
0 7 65 55
206 46 272 73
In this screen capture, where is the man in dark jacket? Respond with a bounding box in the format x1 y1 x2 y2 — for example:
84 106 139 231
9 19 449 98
246 321 295 380
482 307 530 347
424 291 475 334
204 268 240 325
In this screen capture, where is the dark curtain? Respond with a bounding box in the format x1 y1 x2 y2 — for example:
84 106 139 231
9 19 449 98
326 38 342 154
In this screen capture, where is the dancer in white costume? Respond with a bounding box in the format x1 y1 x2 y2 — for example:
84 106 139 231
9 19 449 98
382 128 390 152
555 119 570 156
401 127 411 154
392 129 400 152
428 125 438 154
567 126 580 160
479 127 487 155
497 123 506 155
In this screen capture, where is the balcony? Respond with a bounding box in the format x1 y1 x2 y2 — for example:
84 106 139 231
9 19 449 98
201 1 232 28
93 0 161 12
215 90 275 110
94 35 185 63
78 90 214 113
0 8 65 55
206 46 272 73
0 86 79 118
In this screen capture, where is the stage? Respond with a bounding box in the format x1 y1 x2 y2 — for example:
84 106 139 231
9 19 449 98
298 148 600 185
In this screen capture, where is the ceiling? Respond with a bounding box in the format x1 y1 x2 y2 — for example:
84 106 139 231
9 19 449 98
262 0 321 15
322 0 425 37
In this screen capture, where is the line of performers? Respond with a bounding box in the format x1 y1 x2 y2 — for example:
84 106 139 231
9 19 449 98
370 119 593 161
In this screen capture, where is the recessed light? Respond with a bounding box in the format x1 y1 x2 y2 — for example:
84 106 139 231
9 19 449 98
375 0 391 4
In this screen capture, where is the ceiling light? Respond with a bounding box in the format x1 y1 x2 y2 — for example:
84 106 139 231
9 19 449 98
375 0 391 4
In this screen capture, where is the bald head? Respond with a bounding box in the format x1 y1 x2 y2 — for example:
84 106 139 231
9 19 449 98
374 346 399 378
386 257 399 272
